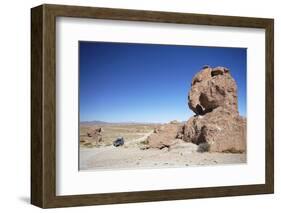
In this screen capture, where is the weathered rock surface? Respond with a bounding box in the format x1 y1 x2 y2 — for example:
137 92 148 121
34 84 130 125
148 124 183 149
188 66 238 115
183 107 246 152
183 66 246 153
86 128 103 143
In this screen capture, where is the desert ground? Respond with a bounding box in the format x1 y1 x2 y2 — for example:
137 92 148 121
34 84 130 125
79 123 246 171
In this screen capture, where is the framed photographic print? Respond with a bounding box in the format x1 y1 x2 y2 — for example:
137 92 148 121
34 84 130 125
31 4 274 208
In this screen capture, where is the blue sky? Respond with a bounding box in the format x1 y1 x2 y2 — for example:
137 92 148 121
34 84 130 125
79 41 246 123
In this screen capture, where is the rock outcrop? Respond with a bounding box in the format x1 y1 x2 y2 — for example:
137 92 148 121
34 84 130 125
148 123 183 149
188 66 238 115
183 66 246 153
87 128 103 143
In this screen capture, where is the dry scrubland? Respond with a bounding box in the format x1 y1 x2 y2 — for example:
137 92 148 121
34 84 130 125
80 124 156 148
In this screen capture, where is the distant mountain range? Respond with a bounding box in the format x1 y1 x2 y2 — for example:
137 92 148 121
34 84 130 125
80 120 110 125
80 120 184 125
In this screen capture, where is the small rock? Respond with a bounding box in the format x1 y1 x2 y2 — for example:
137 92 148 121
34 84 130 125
170 120 179 124
161 147 169 152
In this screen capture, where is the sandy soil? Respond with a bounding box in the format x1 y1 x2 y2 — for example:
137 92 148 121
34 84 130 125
80 124 156 147
80 138 246 171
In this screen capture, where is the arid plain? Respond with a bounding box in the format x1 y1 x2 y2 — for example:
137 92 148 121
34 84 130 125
79 123 246 170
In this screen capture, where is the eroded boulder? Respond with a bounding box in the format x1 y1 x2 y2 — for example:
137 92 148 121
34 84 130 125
86 128 103 143
148 123 183 149
188 66 238 115
184 66 246 153
183 107 246 152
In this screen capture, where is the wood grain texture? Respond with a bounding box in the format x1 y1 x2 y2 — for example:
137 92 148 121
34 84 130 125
265 20 274 193
31 5 43 207
31 4 274 208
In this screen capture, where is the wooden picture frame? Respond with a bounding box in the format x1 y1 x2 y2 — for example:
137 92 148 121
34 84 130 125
31 4 274 208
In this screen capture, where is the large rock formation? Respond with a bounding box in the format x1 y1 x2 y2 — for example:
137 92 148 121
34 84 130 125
188 66 238 115
183 66 246 152
148 123 183 149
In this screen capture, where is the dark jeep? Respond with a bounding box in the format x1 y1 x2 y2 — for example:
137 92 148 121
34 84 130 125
113 137 125 147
